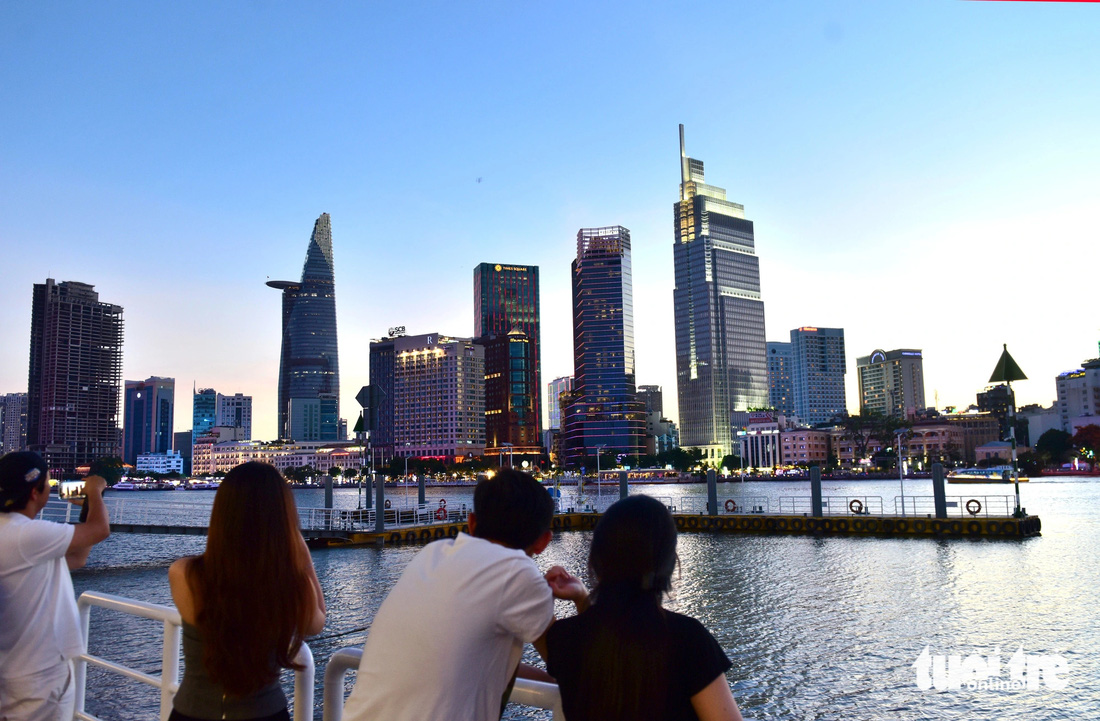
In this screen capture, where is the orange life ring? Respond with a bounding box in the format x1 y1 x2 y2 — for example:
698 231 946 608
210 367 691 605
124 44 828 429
438 499 447 509
725 499 738 513
849 499 864 515
435 507 447 521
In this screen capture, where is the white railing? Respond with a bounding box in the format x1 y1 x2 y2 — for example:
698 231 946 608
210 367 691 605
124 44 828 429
894 495 1014 518
777 496 885 516
713 496 770 514
74 591 313 721
320 646 564 721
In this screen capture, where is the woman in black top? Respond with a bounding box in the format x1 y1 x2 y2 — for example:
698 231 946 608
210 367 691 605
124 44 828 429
545 495 743 721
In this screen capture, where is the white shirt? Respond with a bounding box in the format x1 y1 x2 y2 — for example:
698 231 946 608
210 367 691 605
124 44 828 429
0 513 82 679
343 532 553 721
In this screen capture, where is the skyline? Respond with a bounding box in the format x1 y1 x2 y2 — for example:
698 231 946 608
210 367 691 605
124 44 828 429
2 3 1098 440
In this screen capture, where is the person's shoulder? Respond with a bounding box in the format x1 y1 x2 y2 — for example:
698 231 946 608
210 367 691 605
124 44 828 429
664 609 715 637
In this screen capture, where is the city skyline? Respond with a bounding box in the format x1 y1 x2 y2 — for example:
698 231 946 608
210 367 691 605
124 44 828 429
2 3 1098 440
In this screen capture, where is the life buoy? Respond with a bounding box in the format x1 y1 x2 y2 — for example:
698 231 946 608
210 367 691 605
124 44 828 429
849 499 864 515
384 499 391 509
725 499 738 513
439 499 447 509
966 499 982 516
435 507 447 521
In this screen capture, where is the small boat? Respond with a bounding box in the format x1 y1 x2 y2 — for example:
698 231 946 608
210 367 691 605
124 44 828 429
947 466 1029 483
112 481 137 490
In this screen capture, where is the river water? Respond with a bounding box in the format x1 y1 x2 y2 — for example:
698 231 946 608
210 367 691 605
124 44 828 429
68 477 1099 720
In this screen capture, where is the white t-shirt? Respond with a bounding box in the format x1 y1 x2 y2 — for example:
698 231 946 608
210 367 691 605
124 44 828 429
0 513 82 679
343 532 553 721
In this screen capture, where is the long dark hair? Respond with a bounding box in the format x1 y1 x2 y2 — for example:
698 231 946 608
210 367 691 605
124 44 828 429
187 462 314 696
580 494 678 720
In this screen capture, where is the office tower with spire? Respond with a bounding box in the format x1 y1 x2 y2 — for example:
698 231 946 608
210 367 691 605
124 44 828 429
672 125 768 463
27 279 123 474
561 226 645 466
474 263 542 463
267 213 340 441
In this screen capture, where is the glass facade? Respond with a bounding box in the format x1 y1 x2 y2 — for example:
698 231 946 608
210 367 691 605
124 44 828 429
268 214 340 441
473 263 542 457
766 342 794 414
546 375 573 430
562 226 645 466
673 126 768 459
789 327 847 426
123 377 175 465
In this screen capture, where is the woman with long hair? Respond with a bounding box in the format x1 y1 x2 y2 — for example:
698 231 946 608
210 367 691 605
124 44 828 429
167 462 326 721
545 494 743 721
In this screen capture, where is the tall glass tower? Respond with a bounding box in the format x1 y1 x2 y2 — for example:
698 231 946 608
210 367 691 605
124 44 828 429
673 125 767 462
562 226 645 467
473 263 542 460
268 213 340 441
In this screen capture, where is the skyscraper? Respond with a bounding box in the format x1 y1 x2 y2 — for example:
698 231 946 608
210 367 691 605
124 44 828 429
562 226 645 466
636 385 664 415
1 392 28 454
766 342 794 414
268 213 340 441
857 349 926 420
473 263 542 461
546 376 573 430
672 125 767 464
123 377 175 465
27 279 123 475
193 388 252 441
789 327 847 426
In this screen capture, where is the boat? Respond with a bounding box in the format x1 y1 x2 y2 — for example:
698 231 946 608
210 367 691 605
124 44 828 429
112 481 136 490
947 466 1029 484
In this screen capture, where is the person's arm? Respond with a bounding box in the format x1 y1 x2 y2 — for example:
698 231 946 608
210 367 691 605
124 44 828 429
168 556 198 625
66 475 109 569
297 532 327 636
533 565 589 661
689 674 744 721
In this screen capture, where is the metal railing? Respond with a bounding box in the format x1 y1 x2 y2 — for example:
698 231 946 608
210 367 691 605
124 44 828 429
894 495 1013 518
715 496 770 514
777 496 885 516
320 646 564 721
74 591 314 721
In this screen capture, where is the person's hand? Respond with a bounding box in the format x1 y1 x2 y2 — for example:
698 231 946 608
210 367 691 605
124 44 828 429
545 565 589 607
83 475 107 496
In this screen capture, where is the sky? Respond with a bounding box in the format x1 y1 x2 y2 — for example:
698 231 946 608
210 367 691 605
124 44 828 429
2 2 1098 441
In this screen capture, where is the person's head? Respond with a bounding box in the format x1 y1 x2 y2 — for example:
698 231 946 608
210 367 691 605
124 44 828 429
470 469 554 552
0 451 50 515
192 461 313 695
589 494 678 605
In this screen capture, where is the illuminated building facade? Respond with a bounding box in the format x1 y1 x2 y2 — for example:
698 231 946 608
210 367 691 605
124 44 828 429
857 348 926 420
123 376 175 465
547 375 573 430
766 342 794 414
673 125 768 463
562 226 645 466
474 263 542 462
268 213 340 441
392 333 485 462
27 279 123 475
1 393 28 454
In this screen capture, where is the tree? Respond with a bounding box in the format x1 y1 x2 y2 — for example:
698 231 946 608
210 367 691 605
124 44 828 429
1073 424 1100 461
329 465 343 478
1035 429 1073 466
344 467 359 480
89 457 126 486
720 454 742 472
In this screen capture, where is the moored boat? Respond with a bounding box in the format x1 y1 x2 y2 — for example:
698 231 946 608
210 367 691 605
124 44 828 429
947 466 1029 483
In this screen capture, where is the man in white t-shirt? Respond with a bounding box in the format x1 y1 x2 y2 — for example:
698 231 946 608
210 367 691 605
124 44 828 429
342 469 588 721
0 452 111 721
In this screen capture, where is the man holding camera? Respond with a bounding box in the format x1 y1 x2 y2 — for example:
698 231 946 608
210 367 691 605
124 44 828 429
0 451 110 721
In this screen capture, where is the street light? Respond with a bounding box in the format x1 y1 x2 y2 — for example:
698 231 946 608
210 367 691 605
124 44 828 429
596 444 607 508
897 430 906 516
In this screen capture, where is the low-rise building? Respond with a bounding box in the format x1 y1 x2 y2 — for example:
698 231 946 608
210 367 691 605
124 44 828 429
779 429 831 466
135 451 184 475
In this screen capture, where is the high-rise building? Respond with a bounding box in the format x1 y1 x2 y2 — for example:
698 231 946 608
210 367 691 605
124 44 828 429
366 334 397 464
392 333 485 461
562 226 645 466
27 279 123 475
217 393 252 439
1055 357 1100 432
637 385 664 415
1 392 28 454
857 349 926 420
766 342 794 414
193 388 218 440
672 125 767 463
268 213 340 441
789 327 847 427
474 263 542 461
123 377 175 466
546 376 573 430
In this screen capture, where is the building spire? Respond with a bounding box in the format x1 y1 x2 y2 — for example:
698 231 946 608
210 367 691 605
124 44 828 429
679 124 688 200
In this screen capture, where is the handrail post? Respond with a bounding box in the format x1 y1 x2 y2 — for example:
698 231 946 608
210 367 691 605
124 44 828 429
160 618 181 720
293 644 315 721
74 598 91 718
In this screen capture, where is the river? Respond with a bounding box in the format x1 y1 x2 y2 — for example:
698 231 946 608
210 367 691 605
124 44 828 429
68 476 1099 720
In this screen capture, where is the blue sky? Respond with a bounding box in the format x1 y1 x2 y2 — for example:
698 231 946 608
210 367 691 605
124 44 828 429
2 2 1098 439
